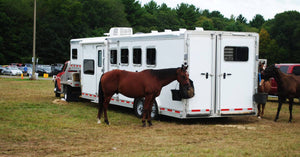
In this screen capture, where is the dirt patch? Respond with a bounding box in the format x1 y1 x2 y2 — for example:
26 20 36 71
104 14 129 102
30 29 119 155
216 124 256 130
52 99 68 105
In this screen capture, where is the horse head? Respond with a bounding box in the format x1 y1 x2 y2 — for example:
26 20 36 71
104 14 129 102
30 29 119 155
264 65 279 81
176 65 195 98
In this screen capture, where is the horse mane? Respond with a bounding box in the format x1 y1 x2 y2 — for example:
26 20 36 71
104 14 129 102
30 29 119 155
149 68 178 80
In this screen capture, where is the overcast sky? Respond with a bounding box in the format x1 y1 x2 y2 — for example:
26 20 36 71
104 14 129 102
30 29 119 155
138 0 300 21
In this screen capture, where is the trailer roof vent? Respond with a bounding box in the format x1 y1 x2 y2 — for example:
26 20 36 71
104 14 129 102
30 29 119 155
195 27 204 31
179 28 187 32
105 27 133 37
151 30 158 34
164 29 172 33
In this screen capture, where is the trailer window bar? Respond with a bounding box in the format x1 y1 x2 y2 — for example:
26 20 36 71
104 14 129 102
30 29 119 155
224 46 249 62
133 48 142 65
72 49 78 60
121 48 129 65
146 48 156 66
98 50 102 67
110 50 117 65
83 59 94 75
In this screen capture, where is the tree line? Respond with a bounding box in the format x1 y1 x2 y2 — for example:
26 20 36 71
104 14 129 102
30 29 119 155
0 0 299 65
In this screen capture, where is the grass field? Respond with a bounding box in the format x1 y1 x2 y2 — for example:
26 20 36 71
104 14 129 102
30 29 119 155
0 77 299 156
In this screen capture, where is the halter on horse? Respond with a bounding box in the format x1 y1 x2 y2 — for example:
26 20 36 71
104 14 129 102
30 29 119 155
97 65 194 127
264 65 300 122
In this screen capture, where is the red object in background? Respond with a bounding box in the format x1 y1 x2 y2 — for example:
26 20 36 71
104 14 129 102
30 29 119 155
55 61 68 91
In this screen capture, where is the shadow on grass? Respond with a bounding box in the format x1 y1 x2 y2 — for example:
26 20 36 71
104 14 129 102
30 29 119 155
73 97 258 126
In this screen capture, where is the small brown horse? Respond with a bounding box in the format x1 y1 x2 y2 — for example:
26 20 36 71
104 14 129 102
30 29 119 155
257 62 271 118
257 79 271 118
264 65 300 122
97 65 194 127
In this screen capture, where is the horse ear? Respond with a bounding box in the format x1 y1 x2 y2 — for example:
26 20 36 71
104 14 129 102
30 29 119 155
181 64 188 72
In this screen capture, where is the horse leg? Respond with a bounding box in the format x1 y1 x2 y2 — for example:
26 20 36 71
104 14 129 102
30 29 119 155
103 96 112 125
147 99 155 127
97 103 103 124
257 104 261 118
141 100 148 127
261 103 266 117
288 98 293 123
274 97 283 122
142 96 152 127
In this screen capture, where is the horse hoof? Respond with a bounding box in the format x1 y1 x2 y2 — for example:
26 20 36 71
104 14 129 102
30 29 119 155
105 120 110 125
97 119 101 124
148 121 153 127
258 116 261 119
288 120 292 123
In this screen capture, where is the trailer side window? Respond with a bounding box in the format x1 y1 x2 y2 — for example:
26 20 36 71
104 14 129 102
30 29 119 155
224 46 248 61
133 48 142 65
72 49 78 59
147 48 156 65
83 59 94 75
121 48 129 64
110 50 117 64
279 66 289 73
292 66 300 75
98 50 102 67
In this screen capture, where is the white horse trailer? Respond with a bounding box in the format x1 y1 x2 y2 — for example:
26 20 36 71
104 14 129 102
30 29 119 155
69 27 259 119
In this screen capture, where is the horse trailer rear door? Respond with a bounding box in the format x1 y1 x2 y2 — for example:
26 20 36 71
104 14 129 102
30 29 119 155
187 32 216 117
216 33 257 115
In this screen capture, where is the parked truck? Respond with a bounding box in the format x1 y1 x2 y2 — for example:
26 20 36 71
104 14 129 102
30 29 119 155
53 61 81 101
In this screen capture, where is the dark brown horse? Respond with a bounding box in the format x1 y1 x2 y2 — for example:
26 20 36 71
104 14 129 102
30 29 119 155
257 62 271 118
97 65 194 127
264 65 300 122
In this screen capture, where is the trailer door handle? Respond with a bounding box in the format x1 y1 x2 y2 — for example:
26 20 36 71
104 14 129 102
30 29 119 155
223 73 232 79
201 72 209 79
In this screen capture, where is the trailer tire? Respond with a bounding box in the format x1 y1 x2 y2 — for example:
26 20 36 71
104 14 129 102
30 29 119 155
54 81 60 97
64 85 73 102
134 98 159 120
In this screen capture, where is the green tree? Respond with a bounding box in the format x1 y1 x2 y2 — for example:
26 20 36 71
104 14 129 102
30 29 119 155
269 11 300 63
156 3 182 31
0 0 33 64
176 3 199 29
236 14 247 24
250 14 265 29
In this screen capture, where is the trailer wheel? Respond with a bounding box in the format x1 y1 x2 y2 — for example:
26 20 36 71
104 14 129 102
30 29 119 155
134 98 158 120
64 85 73 102
54 81 60 97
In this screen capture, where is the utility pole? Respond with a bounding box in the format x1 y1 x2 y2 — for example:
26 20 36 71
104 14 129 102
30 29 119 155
31 0 36 80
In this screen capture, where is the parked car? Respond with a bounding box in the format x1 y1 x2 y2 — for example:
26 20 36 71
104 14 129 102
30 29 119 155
36 65 52 76
2 66 23 75
0 66 5 74
269 63 300 95
51 63 63 76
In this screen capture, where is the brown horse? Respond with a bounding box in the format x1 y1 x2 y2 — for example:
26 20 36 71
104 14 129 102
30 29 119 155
264 65 300 122
257 79 271 118
257 62 271 118
97 65 194 127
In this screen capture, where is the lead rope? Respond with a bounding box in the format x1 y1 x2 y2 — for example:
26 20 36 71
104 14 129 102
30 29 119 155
258 72 262 86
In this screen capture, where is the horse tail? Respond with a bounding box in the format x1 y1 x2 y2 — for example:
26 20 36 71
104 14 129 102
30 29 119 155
98 74 105 119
